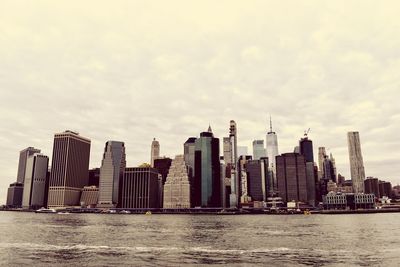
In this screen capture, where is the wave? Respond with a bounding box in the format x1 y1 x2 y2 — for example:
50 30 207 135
0 242 294 254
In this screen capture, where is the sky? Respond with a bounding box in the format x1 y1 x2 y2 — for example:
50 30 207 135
1 0 400 203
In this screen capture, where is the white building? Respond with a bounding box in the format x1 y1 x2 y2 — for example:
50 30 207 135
163 155 191 208
347 132 366 193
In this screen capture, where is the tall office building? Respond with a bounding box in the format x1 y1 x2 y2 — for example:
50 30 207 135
150 138 160 167
154 157 172 185
266 117 279 188
194 127 221 207
223 137 232 164
184 137 197 207
120 167 160 209
246 158 270 201
330 153 337 182
163 155 191 208
364 177 380 198
347 132 366 193
47 130 91 207
318 147 326 180
98 141 126 207
17 147 41 184
229 120 239 208
237 146 248 157
299 135 316 206
88 168 100 187
276 153 308 204
22 153 49 209
6 182 24 208
252 140 266 160
239 155 252 203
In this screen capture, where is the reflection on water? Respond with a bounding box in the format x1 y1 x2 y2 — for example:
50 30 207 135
0 212 399 266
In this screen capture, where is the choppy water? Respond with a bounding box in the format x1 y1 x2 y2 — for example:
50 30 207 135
0 212 399 266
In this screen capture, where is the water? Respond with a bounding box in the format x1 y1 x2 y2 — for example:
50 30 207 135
0 212 399 266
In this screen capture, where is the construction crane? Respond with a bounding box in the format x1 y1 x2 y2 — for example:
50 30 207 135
304 128 311 137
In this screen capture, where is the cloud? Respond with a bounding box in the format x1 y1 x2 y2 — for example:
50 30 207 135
1 0 400 202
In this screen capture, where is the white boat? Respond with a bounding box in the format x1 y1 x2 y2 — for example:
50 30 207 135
35 207 57 213
120 210 131 214
57 211 71 214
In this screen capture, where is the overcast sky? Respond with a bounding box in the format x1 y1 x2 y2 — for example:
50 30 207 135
1 1 399 203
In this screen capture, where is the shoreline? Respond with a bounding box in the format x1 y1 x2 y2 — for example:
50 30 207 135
2 207 400 215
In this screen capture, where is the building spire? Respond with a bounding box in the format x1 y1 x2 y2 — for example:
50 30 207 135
269 115 273 132
208 124 212 133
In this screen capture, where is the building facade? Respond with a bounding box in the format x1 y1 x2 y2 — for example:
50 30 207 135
6 182 24 208
276 153 308 204
317 147 326 180
229 120 239 208
266 117 279 190
194 127 221 208
347 132 366 193
98 141 126 207
163 155 191 208
246 158 270 201
47 130 91 207
22 153 49 209
252 140 266 160
150 138 160 167
17 147 41 184
120 167 160 209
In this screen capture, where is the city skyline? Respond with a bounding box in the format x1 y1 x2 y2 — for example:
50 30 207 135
1 1 400 202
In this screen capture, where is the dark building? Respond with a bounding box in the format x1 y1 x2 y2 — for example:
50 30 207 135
246 158 270 201
299 136 314 163
379 181 392 198
276 153 308 204
154 157 172 185
120 167 160 209
6 182 24 208
88 168 100 187
364 177 380 198
47 130 91 207
323 156 336 183
299 135 317 206
184 137 197 207
194 127 221 207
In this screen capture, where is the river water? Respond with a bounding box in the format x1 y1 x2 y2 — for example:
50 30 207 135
0 212 398 266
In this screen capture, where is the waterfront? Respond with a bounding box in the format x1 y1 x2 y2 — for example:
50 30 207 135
0 212 399 266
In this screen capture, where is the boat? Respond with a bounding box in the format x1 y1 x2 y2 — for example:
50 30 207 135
145 211 152 215
304 210 311 215
57 211 71 214
35 207 57 213
120 210 131 214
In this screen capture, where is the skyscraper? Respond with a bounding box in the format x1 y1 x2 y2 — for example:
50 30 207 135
194 127 221 207
299 135 316 206
98 141 126 207
276 153 308 204
246 158 270 202
347 132 366 193
150 138 160 167
184 137 197 207
229 120 239 208
22 153 49 209
120 167 160 209
163 155 191 208
266 117 279 189
238 155 252 203
318 147 326 180
252 140 266 160
17 147 41 184
223 137 232 164
47 130 91 207
154 157 172 185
